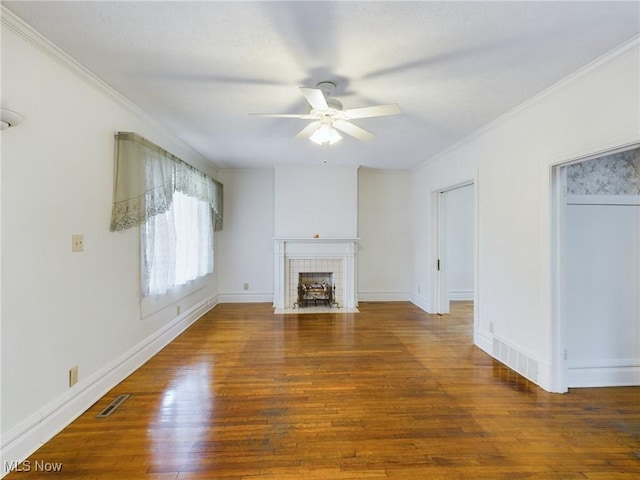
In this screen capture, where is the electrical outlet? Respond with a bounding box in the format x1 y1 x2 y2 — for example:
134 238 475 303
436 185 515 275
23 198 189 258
71 234 84 252
176 305 181 316
69 366 79 387
243 283 249 291
489 322 495 334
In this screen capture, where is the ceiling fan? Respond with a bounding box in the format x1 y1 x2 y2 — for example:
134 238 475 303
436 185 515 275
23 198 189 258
250 81 401 145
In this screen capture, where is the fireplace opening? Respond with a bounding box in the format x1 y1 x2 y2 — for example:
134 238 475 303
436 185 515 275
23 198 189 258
296 272 337 308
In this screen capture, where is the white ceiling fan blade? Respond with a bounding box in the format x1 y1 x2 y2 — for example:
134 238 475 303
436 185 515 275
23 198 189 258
333 120 375 142
300 87 329 110
343 103 401 119
249 113 313 119
295 121 321 139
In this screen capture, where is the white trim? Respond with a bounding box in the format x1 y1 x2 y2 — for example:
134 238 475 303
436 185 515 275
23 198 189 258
434 190 449 314
273 237 359 243
413 35 640 172
1 8 128 110
358 292 411 302
0 6 213 167
141 280 208 320
217 292 273 303
549 144 640 393
550 163 569 393
433 181 476 315
549 142 640 168
567 366 640 388
566 194 640 206
474 330 493 357
568 358 640 369
449 289 473 301
410 293 432 314
0 295 217 475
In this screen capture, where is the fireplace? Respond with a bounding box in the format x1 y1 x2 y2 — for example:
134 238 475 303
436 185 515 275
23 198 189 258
273 238 358 310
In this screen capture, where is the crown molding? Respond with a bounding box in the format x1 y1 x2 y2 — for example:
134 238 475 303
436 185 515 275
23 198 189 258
1 6 143 117
1 5 217 167
414 34 640 172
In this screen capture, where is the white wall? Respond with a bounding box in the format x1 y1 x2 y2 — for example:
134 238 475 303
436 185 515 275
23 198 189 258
217 169 274 302
1 12 219 468
358 169 412 301
444 185 474 300
216 167 413 306
274 164 358 238
411 38 640 392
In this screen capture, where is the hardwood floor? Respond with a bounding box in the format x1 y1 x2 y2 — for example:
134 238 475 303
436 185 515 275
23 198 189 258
7 302 639 479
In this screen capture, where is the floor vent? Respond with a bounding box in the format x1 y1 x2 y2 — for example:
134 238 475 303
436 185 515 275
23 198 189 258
493 337 538 382
96 394 130 418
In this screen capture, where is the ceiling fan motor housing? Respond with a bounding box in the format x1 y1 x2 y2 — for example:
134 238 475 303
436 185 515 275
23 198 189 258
313 82 343 111
316 81 337 97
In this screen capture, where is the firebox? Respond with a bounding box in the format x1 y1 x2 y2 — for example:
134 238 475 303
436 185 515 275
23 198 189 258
296 272 336 308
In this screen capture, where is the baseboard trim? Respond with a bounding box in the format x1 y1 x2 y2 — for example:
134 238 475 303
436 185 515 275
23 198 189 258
410 293 433 314
357 292 411 302
1 294 217 476
474 330 493 357
218 292 273 303
567 363 640 388
449 289 473 301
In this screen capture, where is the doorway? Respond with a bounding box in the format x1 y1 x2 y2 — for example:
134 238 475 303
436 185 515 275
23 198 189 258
552 146 639 391
435 183 475 315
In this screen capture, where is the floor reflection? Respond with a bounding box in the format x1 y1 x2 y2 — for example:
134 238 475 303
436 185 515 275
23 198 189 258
149 360 213 470
492 359 537 393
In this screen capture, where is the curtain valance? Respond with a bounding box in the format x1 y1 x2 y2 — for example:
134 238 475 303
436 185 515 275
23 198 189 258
110 132 223 232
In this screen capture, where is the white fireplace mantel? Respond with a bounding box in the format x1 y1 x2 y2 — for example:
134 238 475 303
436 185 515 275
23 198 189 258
273 238 358 309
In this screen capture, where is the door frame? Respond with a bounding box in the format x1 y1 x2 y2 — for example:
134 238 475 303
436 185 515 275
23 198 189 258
433 181 475 315
550 142 639 392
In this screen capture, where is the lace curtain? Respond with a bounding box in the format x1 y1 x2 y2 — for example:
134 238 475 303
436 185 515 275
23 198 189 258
142 191 214 295
110 132 223 232
110 132 222 296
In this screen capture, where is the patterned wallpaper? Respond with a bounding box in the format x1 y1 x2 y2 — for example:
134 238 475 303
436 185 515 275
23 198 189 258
567 147 640 195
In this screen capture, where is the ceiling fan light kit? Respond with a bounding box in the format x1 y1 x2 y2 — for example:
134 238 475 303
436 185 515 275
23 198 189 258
251 81 401 148
310 123 342 145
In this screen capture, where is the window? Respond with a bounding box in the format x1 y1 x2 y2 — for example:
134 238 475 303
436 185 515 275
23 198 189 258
110 132 222 297
143 191 214 295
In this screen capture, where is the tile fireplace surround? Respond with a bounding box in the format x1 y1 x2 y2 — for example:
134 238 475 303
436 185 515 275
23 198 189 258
273 238 358 310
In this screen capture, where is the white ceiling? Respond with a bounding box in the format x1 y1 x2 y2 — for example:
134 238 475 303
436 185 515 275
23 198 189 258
4 1 639 170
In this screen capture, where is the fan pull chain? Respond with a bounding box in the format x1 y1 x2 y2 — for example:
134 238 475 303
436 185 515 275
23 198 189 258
323 142 328 164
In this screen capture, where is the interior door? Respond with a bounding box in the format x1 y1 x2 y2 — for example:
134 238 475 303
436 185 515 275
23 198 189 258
436 183 474 315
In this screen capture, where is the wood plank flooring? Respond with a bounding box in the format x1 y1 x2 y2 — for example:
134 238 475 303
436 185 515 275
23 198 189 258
6 302 639 479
